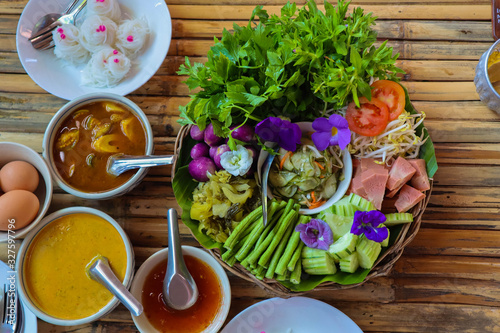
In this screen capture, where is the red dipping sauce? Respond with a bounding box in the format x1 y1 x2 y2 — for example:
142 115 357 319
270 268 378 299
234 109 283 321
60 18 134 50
142 255 222 333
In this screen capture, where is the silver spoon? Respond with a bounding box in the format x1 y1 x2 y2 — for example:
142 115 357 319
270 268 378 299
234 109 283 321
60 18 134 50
106 154 176 177
30 0 80 39
261 152 274 227
87 256 143 317
163 208 199 310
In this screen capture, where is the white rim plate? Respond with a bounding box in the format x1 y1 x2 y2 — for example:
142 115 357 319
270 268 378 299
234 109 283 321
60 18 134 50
0 260 37 332
221 297 363 333
16 0 171 100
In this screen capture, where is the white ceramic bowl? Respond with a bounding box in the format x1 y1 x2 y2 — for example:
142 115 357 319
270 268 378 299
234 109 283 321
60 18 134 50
257 122 353 215
131 246 231 333
16 0 172 100
0 142 53 242
15 207 135 326
42 92 154 200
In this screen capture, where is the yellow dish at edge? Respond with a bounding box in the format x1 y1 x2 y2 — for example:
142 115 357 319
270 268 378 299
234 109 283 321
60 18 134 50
23 213 128 320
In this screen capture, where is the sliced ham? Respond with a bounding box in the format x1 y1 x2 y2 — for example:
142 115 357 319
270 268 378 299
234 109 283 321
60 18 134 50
360 158 387 174
386 157 416 191
349 158 367 198
407 159 430 191
386 182 404 198
361 168 388 210
395 185 426 213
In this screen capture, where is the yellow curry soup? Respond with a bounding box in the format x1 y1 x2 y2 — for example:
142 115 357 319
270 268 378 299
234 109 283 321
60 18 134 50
52 101 146 193
23 213 128 320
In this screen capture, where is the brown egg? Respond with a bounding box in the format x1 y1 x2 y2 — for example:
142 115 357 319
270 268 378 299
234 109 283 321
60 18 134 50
0 190 40 231
0 161 39 193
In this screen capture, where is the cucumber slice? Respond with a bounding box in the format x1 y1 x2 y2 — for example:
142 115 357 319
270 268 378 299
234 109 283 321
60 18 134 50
302 255 337 275
302 246 328 259
380 228 390 247
347 193 376 211
356 237 382 269
322 212 354 240
339 253 360 273
328 232 358 260
384 213 413 226
331 203 358 217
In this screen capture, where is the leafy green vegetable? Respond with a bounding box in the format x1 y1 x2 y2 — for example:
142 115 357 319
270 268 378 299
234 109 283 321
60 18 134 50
178 0 403 149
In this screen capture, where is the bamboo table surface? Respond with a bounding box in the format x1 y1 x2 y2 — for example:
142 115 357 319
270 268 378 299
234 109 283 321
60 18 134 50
1 0 500 332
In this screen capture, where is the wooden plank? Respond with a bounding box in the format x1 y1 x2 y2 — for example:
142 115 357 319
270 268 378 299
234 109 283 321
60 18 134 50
405 229 500 257
167 4 491 21
0 50 483 82
2 3 492 19
394 255 500 281
398 60 476 81
394 277 500 306
325 302 500 333
1 33 492 60
435 165 500 186
169 19 494 42
423 207 500 230
429 186 500 208
434 144 500 165
411 101 498 121
403 82 479 101
424 119 500 143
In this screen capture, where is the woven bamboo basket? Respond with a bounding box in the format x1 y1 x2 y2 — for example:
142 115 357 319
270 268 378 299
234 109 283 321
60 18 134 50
173 125 433 297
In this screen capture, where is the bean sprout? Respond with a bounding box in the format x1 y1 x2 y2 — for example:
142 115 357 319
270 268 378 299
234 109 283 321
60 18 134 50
348 111 427 164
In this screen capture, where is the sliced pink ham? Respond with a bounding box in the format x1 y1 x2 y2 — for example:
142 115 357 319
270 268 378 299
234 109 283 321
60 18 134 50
386 157 416 191
360 158 387 174
407 159 430 191
386 182 404 198
361 167 388 210
395 185 426 213
348 158 368 198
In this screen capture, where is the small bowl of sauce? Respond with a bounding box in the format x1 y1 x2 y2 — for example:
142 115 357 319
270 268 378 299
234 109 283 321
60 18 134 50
131 246 231 333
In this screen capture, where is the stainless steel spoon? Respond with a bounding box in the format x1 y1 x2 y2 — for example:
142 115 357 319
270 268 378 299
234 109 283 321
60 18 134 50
163 209 199 310
106 154 176 177
30 0 80 39
261 152 275 227
87 256 143 317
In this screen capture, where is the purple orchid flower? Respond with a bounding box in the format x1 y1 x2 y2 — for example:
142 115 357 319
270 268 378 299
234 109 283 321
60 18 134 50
255 117 301 152
311 114 351 151
350 210 388 243
295 219 333 250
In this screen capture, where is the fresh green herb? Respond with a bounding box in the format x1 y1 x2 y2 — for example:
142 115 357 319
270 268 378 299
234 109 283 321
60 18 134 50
178 0 404 149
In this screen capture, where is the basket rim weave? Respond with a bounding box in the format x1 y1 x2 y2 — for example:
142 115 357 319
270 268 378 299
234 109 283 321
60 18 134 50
173 124 433 297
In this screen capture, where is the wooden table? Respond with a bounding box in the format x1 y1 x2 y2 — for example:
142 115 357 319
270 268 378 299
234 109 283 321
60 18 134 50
1 0 500 332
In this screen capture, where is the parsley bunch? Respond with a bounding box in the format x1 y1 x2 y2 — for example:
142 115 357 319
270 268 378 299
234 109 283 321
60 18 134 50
178 0 403 148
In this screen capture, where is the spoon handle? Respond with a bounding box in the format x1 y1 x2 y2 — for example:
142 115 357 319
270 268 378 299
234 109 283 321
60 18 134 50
167 209 184 272
107 155 176 176
89 259 143 317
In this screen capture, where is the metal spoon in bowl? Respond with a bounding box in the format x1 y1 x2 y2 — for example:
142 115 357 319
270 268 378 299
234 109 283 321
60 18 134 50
87 256 143 317
30 0 80 39
163 208 199 310
106 154 176 177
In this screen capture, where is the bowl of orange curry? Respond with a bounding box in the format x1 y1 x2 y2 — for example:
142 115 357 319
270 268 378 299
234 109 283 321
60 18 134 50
42 93 154 199
15 206 135 326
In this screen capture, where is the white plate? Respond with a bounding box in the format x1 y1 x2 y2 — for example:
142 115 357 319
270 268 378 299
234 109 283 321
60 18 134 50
221 297 363 333
16 0 172 100
0 260 37 332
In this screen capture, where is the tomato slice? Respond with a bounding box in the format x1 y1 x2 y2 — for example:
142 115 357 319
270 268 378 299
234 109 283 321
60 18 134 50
346 97 389 137
370 80 406 121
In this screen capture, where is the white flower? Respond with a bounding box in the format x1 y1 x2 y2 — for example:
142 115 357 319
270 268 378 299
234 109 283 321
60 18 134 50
220 145 253 176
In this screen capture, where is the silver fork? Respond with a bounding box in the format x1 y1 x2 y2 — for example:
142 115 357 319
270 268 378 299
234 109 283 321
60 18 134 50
0 282 18 333
30 0 87 51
